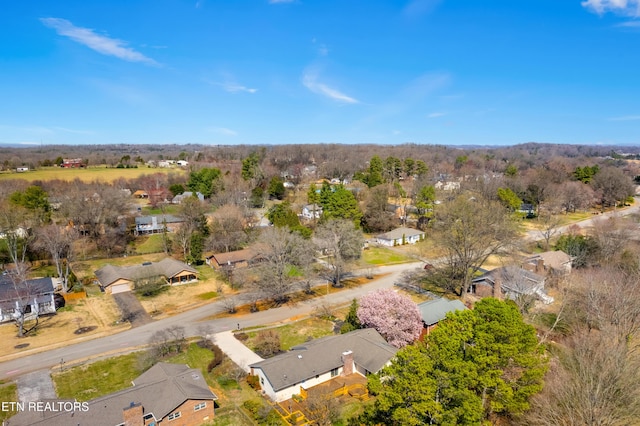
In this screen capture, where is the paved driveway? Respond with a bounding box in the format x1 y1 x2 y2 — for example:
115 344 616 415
113 292 152 327
212 331 263 372
17 370 56 403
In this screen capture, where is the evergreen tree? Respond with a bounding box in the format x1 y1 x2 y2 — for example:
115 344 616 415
359 299 547 425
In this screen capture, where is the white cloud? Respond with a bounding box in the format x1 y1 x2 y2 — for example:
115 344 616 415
269 0 295 3
40 18 159 65
609 114 640 121
221 82 258 94
208 127 238 136
302 68 358 104
582 0 640 17
427 112 446 118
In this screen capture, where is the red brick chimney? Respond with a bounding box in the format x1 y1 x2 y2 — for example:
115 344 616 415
122 402 144 426
493 272 502 300
341 351 354 376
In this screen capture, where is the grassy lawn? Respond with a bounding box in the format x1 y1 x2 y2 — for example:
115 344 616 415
168 342 216 386
53 352 144 401
130 234 167 255
361 246 415 266
0 166 186 183
0 382 18 422
243 318 335 352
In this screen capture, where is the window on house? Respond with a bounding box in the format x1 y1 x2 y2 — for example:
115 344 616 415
331 368 339 377
167 411 181 421
194 402 207 411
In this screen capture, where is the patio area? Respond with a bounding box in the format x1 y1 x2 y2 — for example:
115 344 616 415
274 374 369 425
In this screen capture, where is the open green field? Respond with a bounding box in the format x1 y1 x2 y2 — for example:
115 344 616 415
0 166 186 183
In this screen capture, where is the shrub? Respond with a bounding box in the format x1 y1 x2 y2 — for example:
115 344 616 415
235 332 249 341
247 374 261 390
254 330 281 358
207 344 225 372
243 399 262 416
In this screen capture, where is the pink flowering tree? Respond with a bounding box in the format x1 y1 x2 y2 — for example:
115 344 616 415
357 289 423 348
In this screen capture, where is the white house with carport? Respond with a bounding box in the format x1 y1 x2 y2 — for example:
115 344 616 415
375 227 425 246
249 328 397 402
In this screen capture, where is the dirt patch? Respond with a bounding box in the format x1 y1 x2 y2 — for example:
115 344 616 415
0 296 128 363
138 278 225 319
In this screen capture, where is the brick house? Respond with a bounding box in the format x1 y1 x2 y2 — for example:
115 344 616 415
6 363 218 426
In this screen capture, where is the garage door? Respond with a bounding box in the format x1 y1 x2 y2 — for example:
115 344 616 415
111 284 131 294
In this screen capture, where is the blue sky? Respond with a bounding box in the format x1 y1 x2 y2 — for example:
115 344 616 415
1 0 640 146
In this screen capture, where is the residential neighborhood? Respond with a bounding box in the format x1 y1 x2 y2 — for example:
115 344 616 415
5 0 640 421
1 141 639 425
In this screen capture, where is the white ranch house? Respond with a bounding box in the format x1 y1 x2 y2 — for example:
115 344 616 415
250 329 397 402
375 227 425 246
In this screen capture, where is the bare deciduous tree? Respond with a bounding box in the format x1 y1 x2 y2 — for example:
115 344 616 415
314 219 364 287
34 225 78 293
432 194 519 296
254 227 313 303
208 204 247 253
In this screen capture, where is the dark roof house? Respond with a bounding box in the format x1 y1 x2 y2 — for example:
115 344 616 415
471 266 554 304
95 258 198 294
250 328 397 402
6 363 218 426
417 298 467 327
0 275 56 323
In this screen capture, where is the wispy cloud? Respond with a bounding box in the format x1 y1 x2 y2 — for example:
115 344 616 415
220 82 258 94
205 74 258 94
609 114 640 121
403 0 442 18
582 0 640 17
40 18 159 65
269 0 295 3
208 127 238 136
428 112 446 118
302 68 358 104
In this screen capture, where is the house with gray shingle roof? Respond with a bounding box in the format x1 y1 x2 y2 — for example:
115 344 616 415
375 227 425 246
95 258 198 294
471 265 554 304
417 298 467 335
0 275 56 323
250 328 397 402
6 363 218 426
134 214 184 235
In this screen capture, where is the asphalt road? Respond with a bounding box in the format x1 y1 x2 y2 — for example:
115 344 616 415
0 262 422 379
523 201 640 243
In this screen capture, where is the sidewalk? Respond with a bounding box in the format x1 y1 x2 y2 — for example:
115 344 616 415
211 330 263 373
